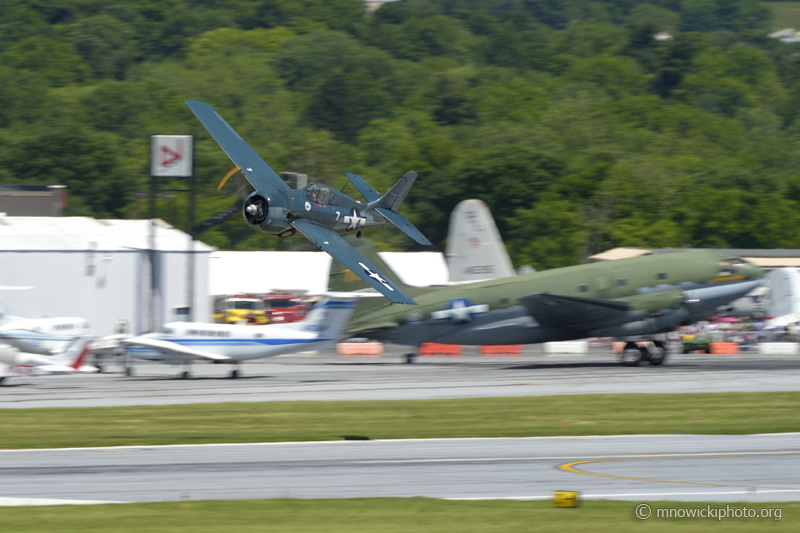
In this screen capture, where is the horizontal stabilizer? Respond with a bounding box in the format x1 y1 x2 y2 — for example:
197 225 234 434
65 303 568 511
345 173 380 202
520 293 629 328
376 208 431 246
124 337 231 361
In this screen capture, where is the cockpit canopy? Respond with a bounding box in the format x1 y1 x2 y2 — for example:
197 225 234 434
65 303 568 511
718 257 750 277
305 183 333 204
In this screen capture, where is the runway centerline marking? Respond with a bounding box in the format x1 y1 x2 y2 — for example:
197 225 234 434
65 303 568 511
558 452 800 490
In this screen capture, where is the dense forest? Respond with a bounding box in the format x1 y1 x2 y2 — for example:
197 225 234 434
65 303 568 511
1 0 799 270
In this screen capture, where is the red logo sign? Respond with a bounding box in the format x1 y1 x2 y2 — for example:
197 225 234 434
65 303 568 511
159 142 183 168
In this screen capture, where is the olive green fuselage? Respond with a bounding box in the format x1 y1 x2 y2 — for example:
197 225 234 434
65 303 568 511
341 252 762 346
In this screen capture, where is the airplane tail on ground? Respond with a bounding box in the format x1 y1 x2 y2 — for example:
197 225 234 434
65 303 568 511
53 336 95 371
50 336 95 371
346 171 431 246
445 199 516 283
284 296 358 340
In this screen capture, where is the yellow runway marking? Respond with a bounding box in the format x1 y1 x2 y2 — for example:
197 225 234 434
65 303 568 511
558 452 800 490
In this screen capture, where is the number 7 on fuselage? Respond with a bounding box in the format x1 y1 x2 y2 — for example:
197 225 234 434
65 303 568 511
185 100 430 305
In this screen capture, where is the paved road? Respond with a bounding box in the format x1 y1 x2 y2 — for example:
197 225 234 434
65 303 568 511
1 347 800 408
1 434 798 505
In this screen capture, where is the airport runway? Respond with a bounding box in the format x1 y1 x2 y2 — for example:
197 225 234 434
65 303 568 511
1 348 800 408
0 434 798 505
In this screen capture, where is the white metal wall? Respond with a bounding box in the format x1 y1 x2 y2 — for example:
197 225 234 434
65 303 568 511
0 250 210 335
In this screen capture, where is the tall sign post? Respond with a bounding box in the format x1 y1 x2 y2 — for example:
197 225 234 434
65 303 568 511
150 135 194 329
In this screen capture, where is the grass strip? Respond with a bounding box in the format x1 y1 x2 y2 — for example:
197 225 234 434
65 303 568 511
1 498 795 533
0 391 798 449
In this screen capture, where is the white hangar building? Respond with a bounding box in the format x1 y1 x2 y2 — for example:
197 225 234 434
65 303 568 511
0 216 214 336
209 250 449 296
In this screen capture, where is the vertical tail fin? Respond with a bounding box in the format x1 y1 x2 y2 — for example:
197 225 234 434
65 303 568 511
286 297 357 340
348 171 431 246
52 336 94 370
372 171 417 212
445 199 516 282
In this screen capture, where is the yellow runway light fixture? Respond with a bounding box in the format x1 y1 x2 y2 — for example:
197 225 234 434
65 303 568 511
552 491 580 508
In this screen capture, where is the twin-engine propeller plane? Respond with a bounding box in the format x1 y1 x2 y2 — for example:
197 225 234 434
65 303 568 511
330 237 765 366
121 294 361 379
185 100 430 305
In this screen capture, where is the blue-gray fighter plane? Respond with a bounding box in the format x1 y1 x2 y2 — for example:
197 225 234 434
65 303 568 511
186 100 430 305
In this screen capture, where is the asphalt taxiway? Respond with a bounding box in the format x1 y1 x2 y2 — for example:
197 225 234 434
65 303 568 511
1 434 797 505
1 348 800 408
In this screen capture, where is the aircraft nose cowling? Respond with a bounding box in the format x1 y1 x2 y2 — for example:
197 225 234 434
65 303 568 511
684 278 763 314
737 262 764 280
243 191 291 235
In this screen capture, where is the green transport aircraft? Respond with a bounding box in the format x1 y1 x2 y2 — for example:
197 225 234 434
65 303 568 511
329 237 763 366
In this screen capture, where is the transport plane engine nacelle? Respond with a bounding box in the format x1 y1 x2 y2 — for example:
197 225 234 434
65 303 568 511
242 191 291 235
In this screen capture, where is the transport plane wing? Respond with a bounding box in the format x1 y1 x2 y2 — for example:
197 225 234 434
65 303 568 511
519 293 630 328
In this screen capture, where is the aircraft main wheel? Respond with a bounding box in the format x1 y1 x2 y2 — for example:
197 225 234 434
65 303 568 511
647 341 667 366
230 369 239 379
405 353 417 364
125 367 134 377
0 377 5 386
621 342 643 367
181 371 191 380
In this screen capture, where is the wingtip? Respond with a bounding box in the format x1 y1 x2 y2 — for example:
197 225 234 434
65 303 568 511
389 293 418 305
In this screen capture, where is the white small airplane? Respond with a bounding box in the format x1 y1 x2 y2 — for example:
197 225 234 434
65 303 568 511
122 295 361 379
0 317 93 356
0 335 95 385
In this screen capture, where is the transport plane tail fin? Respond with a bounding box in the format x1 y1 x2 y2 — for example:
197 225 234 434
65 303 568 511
445 199 516 282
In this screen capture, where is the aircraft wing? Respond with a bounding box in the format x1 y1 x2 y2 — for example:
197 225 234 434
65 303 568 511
123 337 231 361
344 173 381 202
290 219 417 305
376 208 431 246
519 293 629 328
185 100 290 192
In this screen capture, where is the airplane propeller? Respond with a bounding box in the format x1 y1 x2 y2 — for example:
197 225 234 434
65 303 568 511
243 195 268 225
218 166 241 191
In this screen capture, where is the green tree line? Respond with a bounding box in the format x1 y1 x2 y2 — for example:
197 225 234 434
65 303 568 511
1 0 799 270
